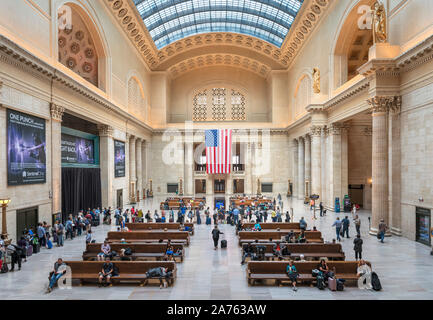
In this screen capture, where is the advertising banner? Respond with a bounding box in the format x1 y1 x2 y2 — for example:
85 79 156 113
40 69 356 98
7 109 46 185
61 133 95 164
114 140 126 177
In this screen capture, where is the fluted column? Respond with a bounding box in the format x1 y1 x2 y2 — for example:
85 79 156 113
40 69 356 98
327 124 342 210
50 104 65 214
304 134 311 197
135 138 142 201
184 140 194 195
310 126 322 197
129 135 136 203
298 137 305 200
141 140 147 198
98 124 114 208
292 139 298 198
245 142 253 195
321 127 328 207
367 96 401 235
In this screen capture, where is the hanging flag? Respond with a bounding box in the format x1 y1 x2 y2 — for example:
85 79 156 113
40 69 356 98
205 129 232 174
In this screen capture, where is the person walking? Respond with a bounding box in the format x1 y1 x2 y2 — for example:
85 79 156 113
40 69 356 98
211 226 223 250
353 234 363 260
319 202 324 217
342 216 350 238
332 217 342 242
378 219 388 243
354 215 361 236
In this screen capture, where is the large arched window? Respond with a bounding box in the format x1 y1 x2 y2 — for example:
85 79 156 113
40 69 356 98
192 87 246 122
293 74 311 120
128 77 146 121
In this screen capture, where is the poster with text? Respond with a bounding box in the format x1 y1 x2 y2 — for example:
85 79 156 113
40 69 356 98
61 133 95 164
7 109 46 185
114 140 126 177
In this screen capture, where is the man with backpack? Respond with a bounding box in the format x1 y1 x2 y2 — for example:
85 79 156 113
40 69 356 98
98 256 115 287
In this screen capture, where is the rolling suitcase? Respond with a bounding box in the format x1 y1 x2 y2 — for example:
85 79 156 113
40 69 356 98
26 245 33 257
336 279 345 291
328 277 337 291
206 217 211 225
220 239 227 248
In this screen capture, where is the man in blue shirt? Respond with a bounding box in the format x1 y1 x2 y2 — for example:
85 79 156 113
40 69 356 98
233 207 240 225
332 217 343 241
37 223 46 247
341 216 350 238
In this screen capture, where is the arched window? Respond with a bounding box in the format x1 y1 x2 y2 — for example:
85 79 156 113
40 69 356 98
293 75 311 120
58 5 99 87
128 77 146 120
192 87 246 122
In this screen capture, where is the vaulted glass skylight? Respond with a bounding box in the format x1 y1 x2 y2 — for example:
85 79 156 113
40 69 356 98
132 0 304 50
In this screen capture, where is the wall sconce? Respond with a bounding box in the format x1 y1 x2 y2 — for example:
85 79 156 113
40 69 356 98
0 198 11 240
367 178 373 186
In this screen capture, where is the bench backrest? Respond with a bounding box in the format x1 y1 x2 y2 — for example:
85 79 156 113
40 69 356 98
238 231 322 242
243 243 342 254
107 231 190 241
247 261 370 275
126 223 194 230
85 243 183 254
65 261 176 274
242 223 300 230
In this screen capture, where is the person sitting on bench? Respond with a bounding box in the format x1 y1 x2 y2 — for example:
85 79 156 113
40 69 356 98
143 267 171 289
46 258 67 293
285 230 295 243
297 231 306 243
165 242 174 261
97 241 111 261
241 241 257 265
253 222 262 231
286 259 299 292
317 259 334 282
98 256 114 287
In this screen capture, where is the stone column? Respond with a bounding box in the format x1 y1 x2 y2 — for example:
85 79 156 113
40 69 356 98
184 140 194 195
129 135 136 203
341 125 349 199
310 126 322 197
135 138 142 201
141 140 147 197
245 143 253 195
390 108 402 235
327 124 342 210
98 124 114 208
367 96 401 235
292 139 298 198
298 137 305 200
304 134 311 197
321 128 327 206
50 104 65 214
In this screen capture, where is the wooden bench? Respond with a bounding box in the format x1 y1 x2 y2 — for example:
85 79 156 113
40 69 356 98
126 222 195 235
238 231 323 245
241 243 344 261
241 222 300 230
83 243 185 262
246 261 370 286
107 231 190 246
64 261 177 286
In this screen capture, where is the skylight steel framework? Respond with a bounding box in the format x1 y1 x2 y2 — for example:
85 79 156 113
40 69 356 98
132 0 304 49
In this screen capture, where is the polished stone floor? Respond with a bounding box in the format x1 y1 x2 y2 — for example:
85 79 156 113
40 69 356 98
0 197 432 300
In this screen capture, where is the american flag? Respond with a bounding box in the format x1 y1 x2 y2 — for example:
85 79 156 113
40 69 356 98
205 129 232 174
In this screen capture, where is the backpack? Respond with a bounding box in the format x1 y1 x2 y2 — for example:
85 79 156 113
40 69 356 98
371 272 382 291
336 279 345 291
124 248 132 256
112 264 119 277
317 275 325 290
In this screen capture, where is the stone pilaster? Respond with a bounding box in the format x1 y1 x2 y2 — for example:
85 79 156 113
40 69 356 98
298 137 305 200
310 126 322 197
141 140 147 197
292 139 298 198
245 142 253 195
367 95 401 235
321 127 327 206
50 103 64 214
129 134 136 203
390 107 402 236
341 125 349 200
304 134 311 197
135 138 142 201
98 124 114 208
184 140 194 196
326 124 342 210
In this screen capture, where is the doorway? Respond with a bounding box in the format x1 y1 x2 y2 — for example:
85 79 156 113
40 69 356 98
416 207 431 246
214 179 226 193
215 198 225 210
117 189 123 209
16 207 38 239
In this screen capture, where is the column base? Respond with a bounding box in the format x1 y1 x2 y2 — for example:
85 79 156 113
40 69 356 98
390 227 402 236
369 227 392 237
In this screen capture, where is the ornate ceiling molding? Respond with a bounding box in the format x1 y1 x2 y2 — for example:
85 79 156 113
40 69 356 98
396 33 433 73
103 0 332 71
168 53 270 79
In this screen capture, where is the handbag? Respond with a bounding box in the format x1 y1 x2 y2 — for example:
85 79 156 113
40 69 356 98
312 269 320 277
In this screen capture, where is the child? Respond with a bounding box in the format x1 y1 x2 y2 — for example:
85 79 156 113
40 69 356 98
86 230 92 244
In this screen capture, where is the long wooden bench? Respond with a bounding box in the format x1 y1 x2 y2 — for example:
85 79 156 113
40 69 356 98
64 261 177 286
83 243 185 262
241 243 344 261
238 231 323 245
126 222 195 235
107 231 190 246
246 261 370 286
241 222 300 230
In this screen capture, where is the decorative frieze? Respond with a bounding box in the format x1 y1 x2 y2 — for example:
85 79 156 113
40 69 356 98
367 96 402 114
50 103 65 122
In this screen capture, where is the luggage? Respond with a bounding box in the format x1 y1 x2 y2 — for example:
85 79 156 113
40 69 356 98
26 245 33 257
169 218 174 223
155 218 162 223
371 272 382 291
47 240 53 249
277 217 282 222
336 279 345 291
206 217 211 225
328 277 337 291
0 260 8 273
312 269 320 277
220 239 227 248
316 275 325 290
32 243 40 254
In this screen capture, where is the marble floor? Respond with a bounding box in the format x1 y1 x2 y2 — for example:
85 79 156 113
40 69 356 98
1 197 432 300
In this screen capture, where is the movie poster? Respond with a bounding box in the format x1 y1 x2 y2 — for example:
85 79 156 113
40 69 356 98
114 140 126 177
61 133 95 164
7 109 46 185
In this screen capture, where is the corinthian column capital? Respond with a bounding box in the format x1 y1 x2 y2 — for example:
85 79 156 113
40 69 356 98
97 124 113 137
50 103 65 122
367 96 401 114
310 125 323 137
329 123 342 135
